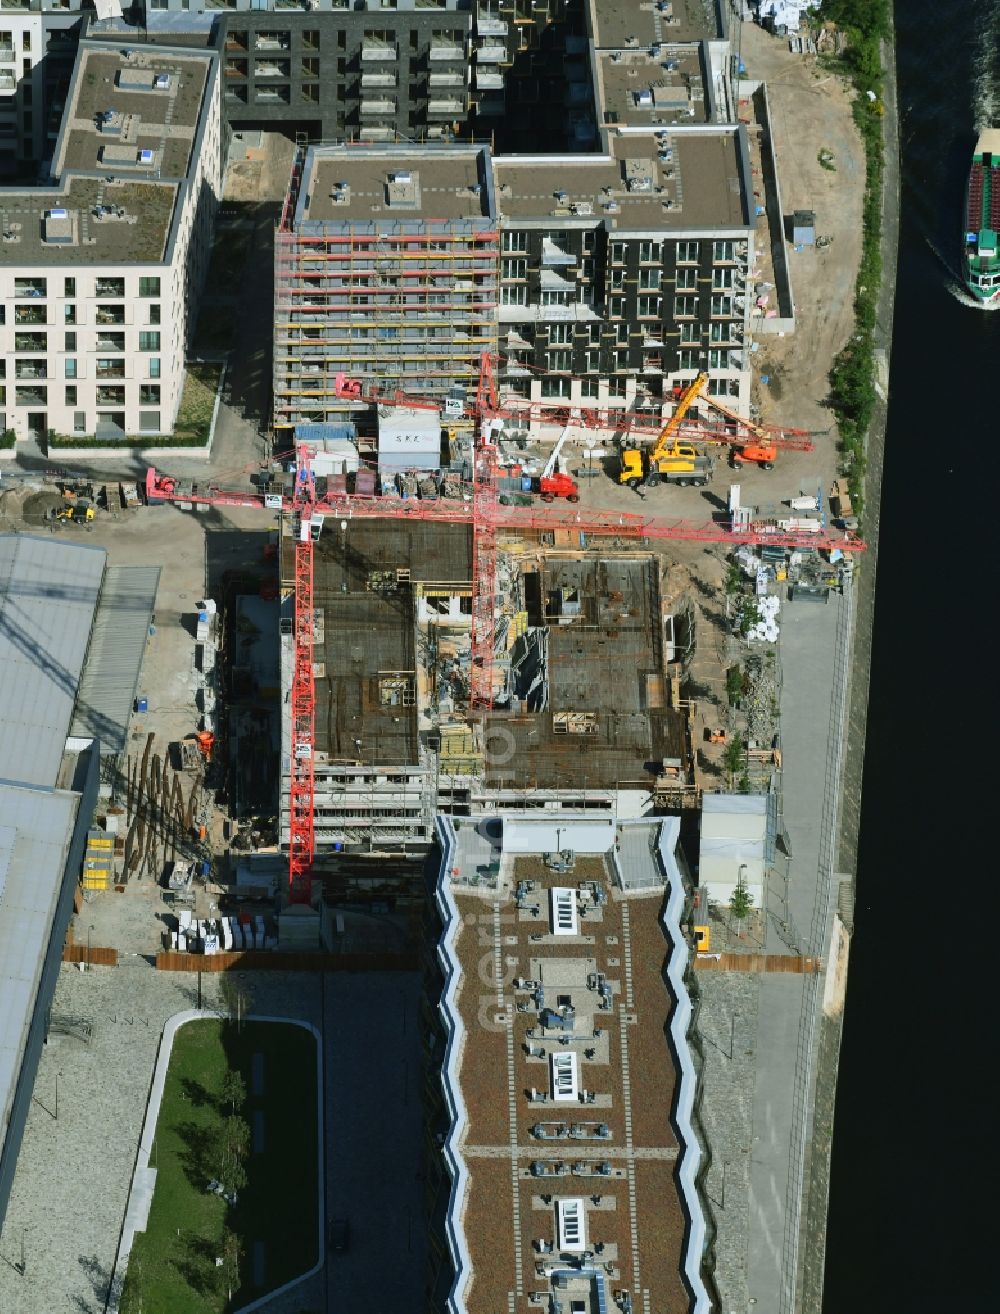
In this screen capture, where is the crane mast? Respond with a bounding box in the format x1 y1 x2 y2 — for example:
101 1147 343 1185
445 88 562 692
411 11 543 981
288 452 317 905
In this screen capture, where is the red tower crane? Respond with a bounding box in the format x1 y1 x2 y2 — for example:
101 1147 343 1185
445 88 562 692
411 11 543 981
287 457 317 905
144 355 864 904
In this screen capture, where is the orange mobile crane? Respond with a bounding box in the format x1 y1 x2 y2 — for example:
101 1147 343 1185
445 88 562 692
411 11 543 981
145 355 864 905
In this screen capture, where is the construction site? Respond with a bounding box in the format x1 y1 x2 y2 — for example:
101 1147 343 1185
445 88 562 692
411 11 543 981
0 4 877 1313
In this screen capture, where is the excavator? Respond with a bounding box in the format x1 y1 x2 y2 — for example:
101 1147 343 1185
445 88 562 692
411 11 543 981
618 373 715 489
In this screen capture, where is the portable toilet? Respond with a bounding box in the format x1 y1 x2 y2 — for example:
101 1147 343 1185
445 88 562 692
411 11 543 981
792 209 816 247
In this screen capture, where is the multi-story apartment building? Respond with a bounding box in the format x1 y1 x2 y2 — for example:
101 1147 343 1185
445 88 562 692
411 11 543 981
273 141 499 434
138 0 589 150
1 0 100 176
494 125 753 426
0 37 222 444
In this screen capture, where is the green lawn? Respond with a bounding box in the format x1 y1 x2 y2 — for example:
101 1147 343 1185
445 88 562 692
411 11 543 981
123 1018 319 1313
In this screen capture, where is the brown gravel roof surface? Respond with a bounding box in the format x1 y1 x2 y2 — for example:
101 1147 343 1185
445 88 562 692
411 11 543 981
450 854 688 1312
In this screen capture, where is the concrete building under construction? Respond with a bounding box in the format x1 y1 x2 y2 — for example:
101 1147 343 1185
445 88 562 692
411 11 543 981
273 142 499 439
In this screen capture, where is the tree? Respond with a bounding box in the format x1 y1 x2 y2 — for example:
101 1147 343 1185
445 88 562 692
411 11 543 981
219 1228 243 1305
219 975 254 1033
212 1114 251 1192
730 873 754 927
221 1069 247 1117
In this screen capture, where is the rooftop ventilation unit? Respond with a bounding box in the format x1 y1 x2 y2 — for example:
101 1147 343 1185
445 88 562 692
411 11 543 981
550 887 579 936
556 1197 587 1252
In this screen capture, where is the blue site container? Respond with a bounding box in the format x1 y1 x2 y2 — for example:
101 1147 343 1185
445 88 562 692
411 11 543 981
135 697 148 714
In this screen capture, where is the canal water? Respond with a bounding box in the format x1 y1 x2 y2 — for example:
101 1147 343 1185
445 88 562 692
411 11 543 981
822 1 1000 1308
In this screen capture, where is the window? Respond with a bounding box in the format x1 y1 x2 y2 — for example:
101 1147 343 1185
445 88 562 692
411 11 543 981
540 377 570 399
610 242 626 265
639 268 661 290
711 295 734 317
148 358 161 379
96 278 125 298
607 377 626 399
675 268 697 291
614 322 628 345
64 304 76 325
609 268 625 290
639 241 661 263
710 322 735 343
139 332 160 351
676 241 700 264
14 278 47 298
548 324 571 344
679 323 699 345
65 386 77 405
712 267 735 290
73 411 87 434
637 295 660 318
15 386 47 405
140 385 160 405
708 378 738 399
673 296 698 319
678 350 698 370
501 285 527 306
580 378 599 398
148 304 161 325
501 258 527 280
65 331 76 350
547 350 571 371
713 240 735 263
540 290 571 306
708 349 731 370
583 230 596 254
139 277 160 297
584 349 600 373
97 359 125 378
139 411 161 433
608 296 625 318
588 323 601 345
502 231 528 253
64 277 75 297
64 358 77 379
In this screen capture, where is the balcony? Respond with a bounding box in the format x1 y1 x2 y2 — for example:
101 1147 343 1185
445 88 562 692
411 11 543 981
96 306 125 325
0 45 16 65
361 41 398 62
476 11 508 36
96 387 126 405
427 97 464 118
96 279 125 298
361 71 396 88
14 363 47 380
256 86 291 104
541 238 575 267
255 61 290 79
14 306 46 325
474 69 503 90
15 280 46 299
96 363 126 380
96 335 125 352
475 41 507 63
254 34 290 52
429 70 465 88
15 388 47 407
14 334 46 352
360 97 396 116
429 41 464 62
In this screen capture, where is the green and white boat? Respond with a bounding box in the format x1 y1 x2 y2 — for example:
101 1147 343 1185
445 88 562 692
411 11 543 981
964 129 1000 304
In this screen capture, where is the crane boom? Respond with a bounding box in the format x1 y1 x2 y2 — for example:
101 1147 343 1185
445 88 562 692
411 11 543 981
647 373 709 463
144 467 866 551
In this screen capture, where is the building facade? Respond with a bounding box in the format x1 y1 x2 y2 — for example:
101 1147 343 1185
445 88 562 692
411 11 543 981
273 142 499 435
0 37 222 443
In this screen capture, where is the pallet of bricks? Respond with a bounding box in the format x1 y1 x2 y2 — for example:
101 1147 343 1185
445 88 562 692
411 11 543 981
82 828 113 891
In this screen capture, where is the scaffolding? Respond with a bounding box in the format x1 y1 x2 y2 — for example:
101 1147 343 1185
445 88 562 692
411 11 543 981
274 220 500 435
